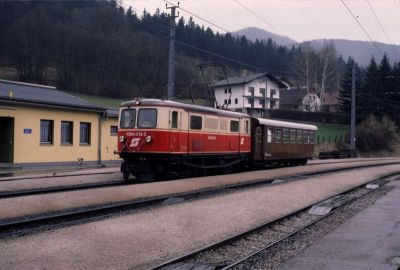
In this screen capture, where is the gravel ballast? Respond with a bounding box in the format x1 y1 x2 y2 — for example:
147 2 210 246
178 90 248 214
0 159 398 221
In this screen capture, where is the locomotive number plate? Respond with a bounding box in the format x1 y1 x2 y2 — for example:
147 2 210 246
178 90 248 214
126 131 147 137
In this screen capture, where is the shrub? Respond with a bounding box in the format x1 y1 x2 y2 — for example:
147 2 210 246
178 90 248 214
356 115 399 152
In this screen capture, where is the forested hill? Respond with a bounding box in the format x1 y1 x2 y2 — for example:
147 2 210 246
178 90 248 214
234 27 400 66
0 0 343 99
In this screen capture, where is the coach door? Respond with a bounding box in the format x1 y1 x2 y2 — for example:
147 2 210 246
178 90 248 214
253 125 263 160
0 117 14 163
169 110 180 152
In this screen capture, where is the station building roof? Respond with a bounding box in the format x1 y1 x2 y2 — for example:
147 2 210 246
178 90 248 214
0 79 104 112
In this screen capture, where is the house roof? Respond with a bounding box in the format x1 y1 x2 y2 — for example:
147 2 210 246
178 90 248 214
106 108 119 118
214 72 287 88
279 88 308 105
0 79 104 112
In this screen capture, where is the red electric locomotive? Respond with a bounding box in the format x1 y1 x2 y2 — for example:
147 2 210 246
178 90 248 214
117 99 251 181
117 98 317 181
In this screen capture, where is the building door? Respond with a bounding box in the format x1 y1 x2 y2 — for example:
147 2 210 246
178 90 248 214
0 117 14 163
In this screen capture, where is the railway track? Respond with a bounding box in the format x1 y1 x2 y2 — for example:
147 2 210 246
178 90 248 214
0 162 398 238
148 172 399 270
0 181 126 199
0 170 118 182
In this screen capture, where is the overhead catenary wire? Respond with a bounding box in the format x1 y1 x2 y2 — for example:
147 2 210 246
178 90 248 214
232 0 276 31
176 40 297 75
162 0 231 33
365 0 398 55
340 0 384 56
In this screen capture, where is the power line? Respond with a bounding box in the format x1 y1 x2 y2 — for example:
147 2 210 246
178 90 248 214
232 0 276 31
162 0 231 33
365 0 398 55
176 40 297 75
340 0 384 56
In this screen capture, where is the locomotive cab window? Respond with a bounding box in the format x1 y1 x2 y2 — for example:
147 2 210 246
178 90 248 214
120 109 136 128
190 115 202 130
230 120 239 132
138 109 157 128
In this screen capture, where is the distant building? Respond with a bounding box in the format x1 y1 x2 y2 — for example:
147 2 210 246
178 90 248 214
320 92 339 113
214 72 287 117
280 88 321 112
0 79 120 167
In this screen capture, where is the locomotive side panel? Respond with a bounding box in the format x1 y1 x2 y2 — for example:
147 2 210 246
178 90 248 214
187 113 249 154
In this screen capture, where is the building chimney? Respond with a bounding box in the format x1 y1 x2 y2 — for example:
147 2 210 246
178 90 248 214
240 70 248 77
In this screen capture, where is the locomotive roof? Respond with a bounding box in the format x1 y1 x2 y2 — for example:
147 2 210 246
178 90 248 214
255 118 318 131
120 99 250 118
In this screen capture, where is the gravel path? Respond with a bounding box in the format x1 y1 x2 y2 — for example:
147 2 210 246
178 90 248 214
233 183 397 270
0 159 398 221
0 165 399 270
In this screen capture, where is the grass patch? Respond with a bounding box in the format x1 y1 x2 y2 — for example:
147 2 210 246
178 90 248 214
316 124 348 144
71 93 124 108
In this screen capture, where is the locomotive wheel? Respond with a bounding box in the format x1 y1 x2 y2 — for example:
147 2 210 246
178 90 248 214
123 170 130 182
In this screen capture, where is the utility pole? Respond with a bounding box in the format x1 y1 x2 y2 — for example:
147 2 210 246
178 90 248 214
350 64 356 156
166 2 179 100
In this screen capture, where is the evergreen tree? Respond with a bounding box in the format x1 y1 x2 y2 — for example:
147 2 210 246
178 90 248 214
377 54 393 118
338 57 361 114
360 57 379 119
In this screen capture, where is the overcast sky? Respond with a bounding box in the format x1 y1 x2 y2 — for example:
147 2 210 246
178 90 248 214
124 0 400 45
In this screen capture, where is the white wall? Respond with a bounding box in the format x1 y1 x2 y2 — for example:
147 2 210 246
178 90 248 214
215 75 282 112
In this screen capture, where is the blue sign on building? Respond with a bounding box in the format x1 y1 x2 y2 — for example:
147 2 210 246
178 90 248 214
23 128 32 134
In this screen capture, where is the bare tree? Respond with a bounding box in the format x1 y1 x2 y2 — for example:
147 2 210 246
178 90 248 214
319 42 337 102
294 42 317 94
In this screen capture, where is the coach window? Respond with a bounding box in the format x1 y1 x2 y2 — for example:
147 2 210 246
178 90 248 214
290 129 296 143
267 128 273 143
283 128 289 143
171 111 178 129
138 109 157 128
120 109 136 128
190 115 202 130
310 131 315 144
297 130 302 143
275 129 282 143
303 131 309 144
230 120 239 132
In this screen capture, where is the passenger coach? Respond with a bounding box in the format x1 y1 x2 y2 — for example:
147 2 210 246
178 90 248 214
117 99 251 181
251 118 317 165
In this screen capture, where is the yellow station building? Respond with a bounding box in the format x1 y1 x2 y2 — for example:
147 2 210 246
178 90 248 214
0 79 120 169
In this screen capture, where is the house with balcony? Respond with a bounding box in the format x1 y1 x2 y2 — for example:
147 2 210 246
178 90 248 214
214 72 287 117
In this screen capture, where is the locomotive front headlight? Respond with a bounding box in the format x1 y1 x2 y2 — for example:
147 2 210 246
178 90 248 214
119 135 125 143
145 135 152 143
